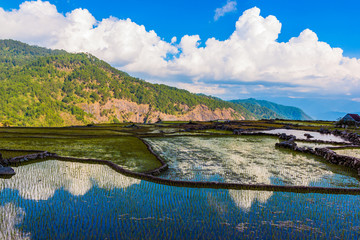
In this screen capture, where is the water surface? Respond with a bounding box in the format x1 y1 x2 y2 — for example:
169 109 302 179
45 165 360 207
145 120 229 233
296 142 339 148
0 136 161 172
145 136 359 187
0 160 359 239
334 148 360 159
259 129 347 143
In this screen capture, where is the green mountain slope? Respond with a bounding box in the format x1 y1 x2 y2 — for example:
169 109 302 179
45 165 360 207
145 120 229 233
0 39 66 67
0 39 255 127
234 102 283 119
230 98 312 120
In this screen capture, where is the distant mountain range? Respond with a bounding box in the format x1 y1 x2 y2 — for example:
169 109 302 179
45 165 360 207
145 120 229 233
0 39 311 126
230 98 312 120
315 111 360 121
256 97 360 120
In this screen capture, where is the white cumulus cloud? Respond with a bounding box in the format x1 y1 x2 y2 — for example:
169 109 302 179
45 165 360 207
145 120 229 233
168 7 360 95
0 1 360 97
0 0 178 76
214 0 237 21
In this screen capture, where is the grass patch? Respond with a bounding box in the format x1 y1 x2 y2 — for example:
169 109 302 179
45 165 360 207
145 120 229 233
0 127 130 137
198 129 233 135
0 136 161 172
0 150 42 159
274 120 334 127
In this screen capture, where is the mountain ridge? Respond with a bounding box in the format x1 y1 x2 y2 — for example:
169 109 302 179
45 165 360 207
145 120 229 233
0 39 311 126
0 39 254 126
230 98 312 120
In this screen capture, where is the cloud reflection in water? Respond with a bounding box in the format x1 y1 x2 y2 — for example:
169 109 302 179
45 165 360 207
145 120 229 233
0 160 140 201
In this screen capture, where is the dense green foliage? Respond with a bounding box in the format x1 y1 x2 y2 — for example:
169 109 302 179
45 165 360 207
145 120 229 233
0 40 88 126
235 102 282 119
230 98 312 120
0 40 254 126
0 39 65 67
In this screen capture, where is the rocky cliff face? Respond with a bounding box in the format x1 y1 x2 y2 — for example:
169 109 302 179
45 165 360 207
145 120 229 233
79 99 246 123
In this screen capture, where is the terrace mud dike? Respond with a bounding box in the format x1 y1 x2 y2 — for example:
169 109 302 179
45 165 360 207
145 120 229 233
1 124 360 195
2 152 360 195
0 149 57 176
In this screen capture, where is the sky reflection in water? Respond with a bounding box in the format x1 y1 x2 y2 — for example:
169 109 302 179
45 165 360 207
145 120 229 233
259 129 348 143
145 136 360 188
0 160 359 239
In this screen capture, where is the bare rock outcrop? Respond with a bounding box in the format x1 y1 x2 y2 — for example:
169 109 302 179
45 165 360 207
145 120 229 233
275 134 297 149
79 99 246 123
0 165 15 176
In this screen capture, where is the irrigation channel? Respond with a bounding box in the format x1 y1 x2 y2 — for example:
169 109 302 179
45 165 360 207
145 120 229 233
1 124 360 239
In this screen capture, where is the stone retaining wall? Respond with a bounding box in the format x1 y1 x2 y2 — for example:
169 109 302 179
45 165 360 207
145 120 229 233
0 150 58 176
314 148 360 176
236 130 352 145
319 128 360 145
275 133 360 178
0 151 57 165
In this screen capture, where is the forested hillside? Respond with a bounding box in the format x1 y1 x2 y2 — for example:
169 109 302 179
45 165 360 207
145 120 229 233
230 98 312 120
0 40 256 126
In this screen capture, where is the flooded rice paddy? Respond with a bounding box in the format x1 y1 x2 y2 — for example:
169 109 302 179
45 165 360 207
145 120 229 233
295 141 339 148
145 136 360 188
334 148 360 159
1 124 360 239
1 160 360 239
259 129 347 143
0 136 161 172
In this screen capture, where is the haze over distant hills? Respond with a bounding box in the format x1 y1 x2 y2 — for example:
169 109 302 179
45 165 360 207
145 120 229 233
254 97 360 121
230 98 312 121
0 40 311 126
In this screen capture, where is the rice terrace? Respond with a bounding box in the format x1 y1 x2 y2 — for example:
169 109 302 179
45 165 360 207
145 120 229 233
1 0 360 239
1 120 360 239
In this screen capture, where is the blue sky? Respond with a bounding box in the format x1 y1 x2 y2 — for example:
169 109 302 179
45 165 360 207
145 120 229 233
0 0 360 119
2 0 360 57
